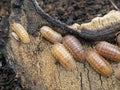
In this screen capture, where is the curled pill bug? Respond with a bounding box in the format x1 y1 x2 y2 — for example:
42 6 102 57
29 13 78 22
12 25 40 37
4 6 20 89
95 41 120 62
51 43 76 70
11 22 30 43
62 35 85 62
115 66 120 80
40 26 63 43
86 50 112 77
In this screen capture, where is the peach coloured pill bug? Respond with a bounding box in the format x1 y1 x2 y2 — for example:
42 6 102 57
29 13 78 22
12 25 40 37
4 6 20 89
86 50 112 77
51 43 76 70
115 65 120 80
95 41 120 62
40 26 63 43
62 35 85 62
11 22 30 43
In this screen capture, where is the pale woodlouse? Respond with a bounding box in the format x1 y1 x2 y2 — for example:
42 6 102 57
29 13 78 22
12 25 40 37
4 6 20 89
95 41 120 62
62 35 85 62
51 43 76 70
11 22 30 43
115 65 120 80
40 26 63 43
86 50 112 77
11 32 19 41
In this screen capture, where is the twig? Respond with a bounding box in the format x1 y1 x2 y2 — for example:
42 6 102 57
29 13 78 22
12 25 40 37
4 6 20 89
109 0 119 11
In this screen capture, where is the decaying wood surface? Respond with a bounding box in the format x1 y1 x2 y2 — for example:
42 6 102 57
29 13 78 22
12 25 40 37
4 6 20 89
5 0 120 90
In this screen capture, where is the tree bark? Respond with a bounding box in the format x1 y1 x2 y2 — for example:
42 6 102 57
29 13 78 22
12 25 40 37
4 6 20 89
6 0 120 90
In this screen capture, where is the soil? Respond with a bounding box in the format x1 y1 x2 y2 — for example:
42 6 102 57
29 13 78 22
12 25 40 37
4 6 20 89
42 0 120 25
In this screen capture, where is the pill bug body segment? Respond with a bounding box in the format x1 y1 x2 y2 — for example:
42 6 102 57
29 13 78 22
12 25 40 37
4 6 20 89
62 35 85 62
11 23 30 43
40 26 63 43
95 41 120 62
51 43 76 70
86 50 112 77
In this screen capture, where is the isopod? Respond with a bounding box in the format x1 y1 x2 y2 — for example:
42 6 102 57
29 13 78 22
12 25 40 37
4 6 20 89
11 32 19 41
11 22 30 43
51 43 76 70
86 50 112 77
95 41 120 62
115 66 120 80
40 26 63 43
62 35 85 62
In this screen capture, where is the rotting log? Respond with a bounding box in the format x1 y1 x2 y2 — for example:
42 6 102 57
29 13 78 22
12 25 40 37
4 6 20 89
5 0 120 90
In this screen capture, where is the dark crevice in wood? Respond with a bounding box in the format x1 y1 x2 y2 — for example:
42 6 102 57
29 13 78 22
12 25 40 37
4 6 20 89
99 75 105 90
80 72 83 90
87 68 92 90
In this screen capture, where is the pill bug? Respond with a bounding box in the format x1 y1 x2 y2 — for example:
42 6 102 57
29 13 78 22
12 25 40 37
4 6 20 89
86 50 112 77
95 41 120 62
11 23 30 43
11 32 19 41
31 0 120 41
51 43 76 70
62 35 85 62
115 66 120 80
40 26 63 43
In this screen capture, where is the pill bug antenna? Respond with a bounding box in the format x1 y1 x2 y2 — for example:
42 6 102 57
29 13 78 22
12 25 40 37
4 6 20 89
109 0 120 11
